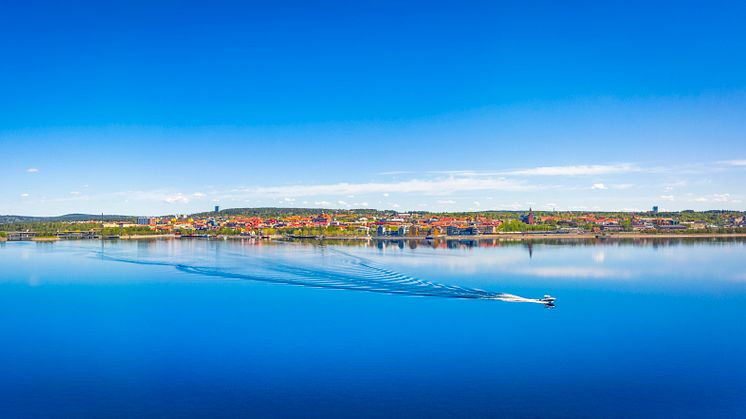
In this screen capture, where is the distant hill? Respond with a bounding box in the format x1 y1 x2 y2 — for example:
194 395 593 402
0 214 135 223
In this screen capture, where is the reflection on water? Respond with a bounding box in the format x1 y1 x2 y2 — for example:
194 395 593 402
370 235 746 252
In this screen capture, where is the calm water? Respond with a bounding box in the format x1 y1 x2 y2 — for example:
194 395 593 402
1 238 745 418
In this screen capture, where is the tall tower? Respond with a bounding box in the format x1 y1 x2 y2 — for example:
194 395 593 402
527 208 535 225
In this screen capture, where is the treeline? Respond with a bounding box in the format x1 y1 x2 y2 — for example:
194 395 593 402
497 220 555 232
0 214 133 223
0 222 101 235
102 226 164 236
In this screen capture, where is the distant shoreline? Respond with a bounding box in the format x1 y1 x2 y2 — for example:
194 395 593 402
3 232 746 243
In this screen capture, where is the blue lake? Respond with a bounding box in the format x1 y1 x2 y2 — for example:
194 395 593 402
1 238 745 418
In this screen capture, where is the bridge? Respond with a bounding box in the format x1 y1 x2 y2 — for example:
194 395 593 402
6 231 38 241
5 231 100 241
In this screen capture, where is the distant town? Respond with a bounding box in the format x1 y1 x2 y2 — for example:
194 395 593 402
2 205 746 242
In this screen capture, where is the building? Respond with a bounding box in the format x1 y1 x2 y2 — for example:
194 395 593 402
312 213 332 226
446 226 480 236
215 206 220 213
136 217 150 225
520 208 535 225
652 206 659 214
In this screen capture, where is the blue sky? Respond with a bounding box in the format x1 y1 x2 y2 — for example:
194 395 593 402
2 1 745 216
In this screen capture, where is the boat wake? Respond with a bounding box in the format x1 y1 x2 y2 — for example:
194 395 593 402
94 244 553 306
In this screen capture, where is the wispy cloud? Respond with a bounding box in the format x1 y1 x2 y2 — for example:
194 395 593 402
164 193 190 204
246 176 537 197
377 170 413 175
719 160 746 167
502 163 640 176
591 183 608 190
688 193 741 204
26 168 39 173
427 164 640 177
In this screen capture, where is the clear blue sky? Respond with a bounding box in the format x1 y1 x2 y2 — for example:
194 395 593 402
2 0 745 215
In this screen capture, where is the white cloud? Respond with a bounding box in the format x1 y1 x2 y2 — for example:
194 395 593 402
248 176 535 197
20 193 29 197
314 201 330 206
503 163 639 176
164 193 189 204
660 195 675 201
665 180 688 188
193 192 206 198
26 168 39 173
713 193 732 202
719 160 746 167
437 199 456 204
591 183 608 190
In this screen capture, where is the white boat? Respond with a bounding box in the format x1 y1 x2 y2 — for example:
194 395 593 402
541 295 557 303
